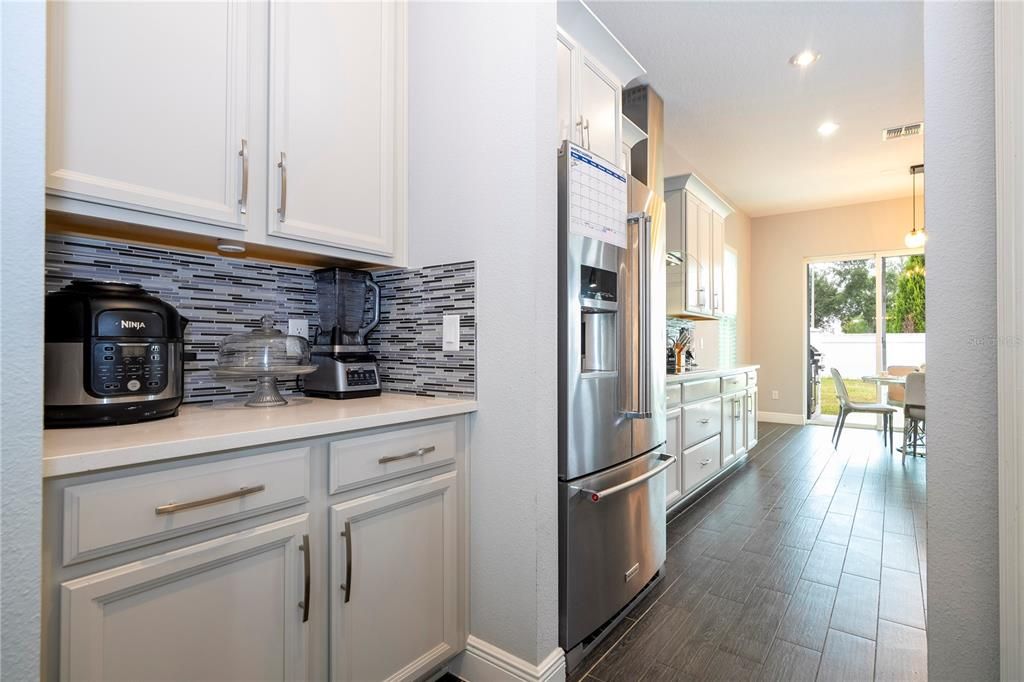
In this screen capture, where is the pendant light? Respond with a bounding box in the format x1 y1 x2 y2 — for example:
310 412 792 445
905 164 927 248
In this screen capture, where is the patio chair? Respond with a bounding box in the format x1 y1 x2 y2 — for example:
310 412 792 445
830 368 899 450
903 371 926 459
884 365 918 407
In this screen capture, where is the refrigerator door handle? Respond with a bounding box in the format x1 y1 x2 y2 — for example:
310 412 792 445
622 213 654 419
572 453 676 502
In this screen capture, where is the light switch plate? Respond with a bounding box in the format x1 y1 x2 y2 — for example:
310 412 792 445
442 314 460 351
288 319 309 339
771 390 780 400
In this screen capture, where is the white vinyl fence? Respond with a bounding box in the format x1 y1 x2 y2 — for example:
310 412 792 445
810 332 926 378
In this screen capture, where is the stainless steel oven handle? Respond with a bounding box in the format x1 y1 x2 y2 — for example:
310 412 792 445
575 454 677 502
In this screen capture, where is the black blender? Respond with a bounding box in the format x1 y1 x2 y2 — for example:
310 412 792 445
303 268 382 399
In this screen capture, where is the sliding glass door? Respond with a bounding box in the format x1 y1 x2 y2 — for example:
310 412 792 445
806 251 925 428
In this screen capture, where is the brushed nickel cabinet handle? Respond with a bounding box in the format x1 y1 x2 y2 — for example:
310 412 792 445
298 533 311 623
699 417 710 424
154 484 265 515
238 138 249 214
378 445 436 465
340 520 353 603
584 118 591 150
700 458 712 466
575 116 584 145
277 151 287 222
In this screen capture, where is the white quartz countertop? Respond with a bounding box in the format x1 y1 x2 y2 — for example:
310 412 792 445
666 364 759 384
43 393 478 478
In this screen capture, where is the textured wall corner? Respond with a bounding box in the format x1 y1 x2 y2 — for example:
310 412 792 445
1 1 45 678
924 2 1000 679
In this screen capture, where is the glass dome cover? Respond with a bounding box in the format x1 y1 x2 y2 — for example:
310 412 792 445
217 314 310 371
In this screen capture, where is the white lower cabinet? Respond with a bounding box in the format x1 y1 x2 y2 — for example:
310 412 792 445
665 407 684 509
60 514 310 682
330 472 460 682
746 387 759 450
722 392 745 468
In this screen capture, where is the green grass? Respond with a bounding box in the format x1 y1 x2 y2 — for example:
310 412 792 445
819 377 878 416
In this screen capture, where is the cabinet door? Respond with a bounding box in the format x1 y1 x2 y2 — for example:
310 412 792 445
47 1 253 229
268 0 405 256
711 212 725 316
330 472 460 682
60 515 310 681
557 32 578 146
665 407 684 509
579 55 621 164
665 189 685 314
746 387 759 450
697 202 713 314
684 192 704 314
722 394 744 467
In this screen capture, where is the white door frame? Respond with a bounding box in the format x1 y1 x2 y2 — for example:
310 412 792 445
996 2 1023 678
801 248 923 427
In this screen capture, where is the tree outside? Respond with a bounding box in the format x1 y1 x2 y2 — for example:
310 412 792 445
886 254 926 333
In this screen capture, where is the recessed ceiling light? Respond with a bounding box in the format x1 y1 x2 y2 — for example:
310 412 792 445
789 50 821 67
817 121 840 137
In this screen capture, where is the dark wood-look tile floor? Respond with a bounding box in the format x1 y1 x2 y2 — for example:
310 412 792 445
571 423 927 682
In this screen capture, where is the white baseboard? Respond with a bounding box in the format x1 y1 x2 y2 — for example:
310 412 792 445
449 636 566 682
757 411 805 425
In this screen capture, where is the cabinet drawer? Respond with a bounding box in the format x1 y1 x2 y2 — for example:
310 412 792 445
682 397 722 450
329 418 457 495
681 378 719 403
683 435 721 492
747 371 758 386
721 373 746 393
666 383 682 408
63 447 310 565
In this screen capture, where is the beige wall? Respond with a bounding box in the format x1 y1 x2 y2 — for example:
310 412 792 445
750 196 913 418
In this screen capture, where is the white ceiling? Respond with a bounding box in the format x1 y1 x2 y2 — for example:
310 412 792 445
588 1 924 218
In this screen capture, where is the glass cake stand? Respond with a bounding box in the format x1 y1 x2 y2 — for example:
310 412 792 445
214 314 314 407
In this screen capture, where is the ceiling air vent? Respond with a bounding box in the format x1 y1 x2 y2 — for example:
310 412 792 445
883 122 923 141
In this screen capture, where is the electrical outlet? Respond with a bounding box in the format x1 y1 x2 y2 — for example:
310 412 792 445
699 337 705 350
288 319 309 339
771 390 780 400
442 314 460 351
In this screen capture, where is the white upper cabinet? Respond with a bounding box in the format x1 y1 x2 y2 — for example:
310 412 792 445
557 34 577 146
666 174 734 320
267 0 405 257
579 55 621 163
556 1 644 166
711 211 725 316
47 1 254 229
47 1 407 265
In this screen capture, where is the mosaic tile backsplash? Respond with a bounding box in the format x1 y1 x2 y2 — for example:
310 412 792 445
45 234 476 402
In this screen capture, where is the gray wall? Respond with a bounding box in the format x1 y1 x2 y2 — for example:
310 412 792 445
0 1 45 678
924 2 999 678
407 1 560 666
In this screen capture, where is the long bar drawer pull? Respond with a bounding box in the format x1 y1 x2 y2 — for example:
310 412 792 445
576 454 678 503
154 484 266 515
339 521 353 603
378 445 436 465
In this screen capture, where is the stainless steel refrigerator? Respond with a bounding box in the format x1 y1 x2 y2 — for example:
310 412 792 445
558 139 669 668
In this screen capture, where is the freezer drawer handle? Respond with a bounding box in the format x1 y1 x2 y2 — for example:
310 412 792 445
575 454 677 503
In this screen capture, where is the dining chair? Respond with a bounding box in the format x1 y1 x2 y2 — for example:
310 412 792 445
830 368 899 450
903 371 926 459
884 365 917 407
